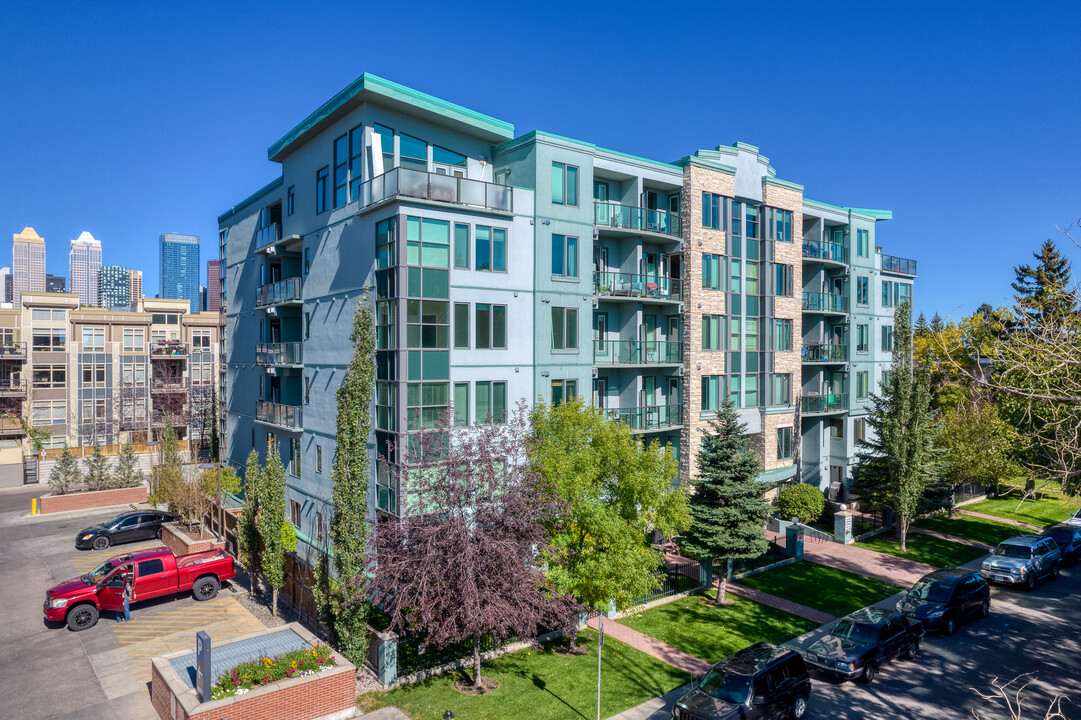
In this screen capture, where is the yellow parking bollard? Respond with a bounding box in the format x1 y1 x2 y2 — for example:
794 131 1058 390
31 498 37 516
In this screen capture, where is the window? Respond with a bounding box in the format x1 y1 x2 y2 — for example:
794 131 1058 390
727 375 741 408
349 124 364 200
857 229 869 257
475 304 507 349
474 226 507 272
333 134 348 208
856 324 869 353
316 445 323 473
475 381 507 424
290 500 301 526
399 133 427 171
773 209 793 242
774 264 792 297
151 313 179 325
745 205 759 239
551 379 577 406
32 365 65 388
702 192 721 230
123 328 144 352
551 234 578 278
406 217 450 268
81 327 104 351
701 375 721 412
376 382 395 431
771 374 792 405
81 363 106 386
32 400 65 425
745 262 759 295
287 185 295 216
702 315 723 351
777 427 793 460
882 369 892 387
857 371 869 399
454 224 469 269
453 303 469 348
138 559 165 576
289 437 301 477
191 331 211 351
730 201 742 237
773 319 792 351
304 376 311 404
315 166 329 214
730 259 742 293
882 280 912 308
744 374 759 406
882 325 894 352
304 247 311 276
856 276 869 305
406 382 449 430
406 300 449 349
702 254 722 290
454 382 469 427
304 311 311 340
830 418 844 438
373 123 394 169
729 316 742 351
551 162 578 206
121 363 145 387
854 418 867 443
551 307 578 350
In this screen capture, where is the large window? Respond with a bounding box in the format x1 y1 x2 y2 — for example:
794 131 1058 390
702 254 723 290
882 280 912 308
774 264 792 297
406 300 449 349
475 304 507 349
121 363 145 387
551 379 577 406
475 381 507 424
32 400 65 426
881 325 894 352
406 382 448 430
315 166 328 214
771 373 792 405
856 324 869 353
81 328 104 351
777 427 793 460
551 162 578 206
454 224 469 269
333 134 349 208
399 134 428 172
453 303 469 348
702 192 721 230
376 217 396 269
192 331 211 351
857 229 869 258
406 217 450 268
702 315 723 351
32 329 65 351
552 307 578 350
701 375 721 412
772 319 792 351
32 365 65 388
123 328 144 352
857 371 869 399
475 226 507 272
856 276 869 305
552 234 579 278
32 309 66 322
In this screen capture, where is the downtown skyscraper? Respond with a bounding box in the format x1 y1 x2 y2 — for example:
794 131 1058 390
12 227 46 307
69 231 102 306
159 233 200 312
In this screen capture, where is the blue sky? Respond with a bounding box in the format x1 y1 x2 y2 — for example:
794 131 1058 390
1 0 1078 318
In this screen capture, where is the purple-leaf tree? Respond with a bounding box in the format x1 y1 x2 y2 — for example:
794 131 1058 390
371 402 579 689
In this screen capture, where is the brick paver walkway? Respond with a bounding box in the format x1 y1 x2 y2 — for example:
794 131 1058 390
724 582 836 624
586 615 711 676
957 509 1043 532
908 525 993 551
770 530 934 588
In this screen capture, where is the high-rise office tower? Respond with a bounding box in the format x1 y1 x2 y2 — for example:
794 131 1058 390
128 269 143 305
69 231 103 306
99 265 131 309
13 227 46 307
159 233 200 313
0 268 11 304
45 274 66 293
207 260 221 312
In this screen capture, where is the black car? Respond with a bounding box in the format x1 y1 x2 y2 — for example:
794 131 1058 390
75 511 178 550
1042 524 1081 566
803 607 924 684
672 642 810 720
897 568 990 635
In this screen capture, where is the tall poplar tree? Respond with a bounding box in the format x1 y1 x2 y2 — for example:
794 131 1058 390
237 450 263 595
259 443 286 616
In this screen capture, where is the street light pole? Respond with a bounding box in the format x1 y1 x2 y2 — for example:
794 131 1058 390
596 611 604 720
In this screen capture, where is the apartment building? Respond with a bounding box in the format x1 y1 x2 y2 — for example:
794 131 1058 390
219 73 915 552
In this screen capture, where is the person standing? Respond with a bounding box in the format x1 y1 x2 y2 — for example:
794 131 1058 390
120 572 133 623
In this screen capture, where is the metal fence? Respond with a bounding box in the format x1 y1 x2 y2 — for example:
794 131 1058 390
731 541 789 577
629 557 704 607
955 483 992 505
851 507 891 539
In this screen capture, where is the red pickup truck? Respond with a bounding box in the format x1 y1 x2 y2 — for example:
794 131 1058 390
44 546 237 631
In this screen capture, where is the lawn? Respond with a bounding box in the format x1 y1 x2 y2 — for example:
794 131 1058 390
964 495 1079 529
858 532 988 569
736 562 903 616
356 629 691 720
913 514 1022 547
618 591 818 665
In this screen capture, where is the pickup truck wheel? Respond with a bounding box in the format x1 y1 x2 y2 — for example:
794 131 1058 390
980 599 990 618
1025 573 1037 591
860 662 877 684
92 536 109 551
67 604 99 631
904 640 919 659
193 577 220 601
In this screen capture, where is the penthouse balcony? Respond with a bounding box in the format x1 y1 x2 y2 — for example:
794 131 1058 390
255 222 281 249
255 342 303 368
801 292 848 315
606 403 683 433
0 342 27 361
256 400 303 431
594 340 682 366
881 254 917 276
802 239 847 265
594 271 682 302
594 202 681 239
0 379 26 397
256 277 303 308
802 343 849 364
150 341 189 358
357 167 513 214
801 393 848 416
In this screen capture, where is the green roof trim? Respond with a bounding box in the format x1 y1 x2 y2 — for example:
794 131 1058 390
756 464 797 484
673 156 737 175
763 177 804 192
218 176 283 224
849 207 893 221
804 198 892 223
267 73 514 161
496 130 682 174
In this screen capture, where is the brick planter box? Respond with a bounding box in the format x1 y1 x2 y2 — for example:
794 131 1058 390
161 521 226 557
151 623 357 720
39 484 147 514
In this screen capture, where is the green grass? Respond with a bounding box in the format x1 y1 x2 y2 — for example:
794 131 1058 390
913 514 1022 547
964 494 1079 529
736 562 903 616
356 630 691 720
618 592 818 665
858 532 988 569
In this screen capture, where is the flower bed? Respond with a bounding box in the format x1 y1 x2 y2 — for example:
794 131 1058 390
211 645 336 700
39 484 147 514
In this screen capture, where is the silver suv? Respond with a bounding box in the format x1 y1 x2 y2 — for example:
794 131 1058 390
980 535 1062 591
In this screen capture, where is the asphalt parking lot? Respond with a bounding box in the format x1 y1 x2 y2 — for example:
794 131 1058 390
0 485 265 720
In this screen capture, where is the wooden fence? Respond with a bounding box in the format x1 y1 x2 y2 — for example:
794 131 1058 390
40 440 192 461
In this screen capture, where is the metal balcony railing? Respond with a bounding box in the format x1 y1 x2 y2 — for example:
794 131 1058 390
594 340 682 365
594 271 682 302
256 400 303 430
255 342 303 367
881 254 917 275
0 379 26 395
605 403 683 432
803 344 849 363
594 202 681 238
801 393 848 414
357 167 513 213
255 222 281 249
802 239 847 264
0 342 27 360
256 277 302 307
150 341 189 357
801 292 848 313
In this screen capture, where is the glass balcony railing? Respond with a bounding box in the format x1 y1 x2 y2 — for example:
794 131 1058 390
594 202 681 238
801 393 848 414
357 167 513 213
803 343 849 363
605 403 683 432
256 342 303 367
594 340 682 365
256 277 302 307
802 239 847 264
881 254 917 275
801 292 848 313
255 222 281 249
594 271 682 302
256 400 303 430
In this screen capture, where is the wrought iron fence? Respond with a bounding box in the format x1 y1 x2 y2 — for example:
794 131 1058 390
731 541 789 577
629 558 703 607
851 507 890 538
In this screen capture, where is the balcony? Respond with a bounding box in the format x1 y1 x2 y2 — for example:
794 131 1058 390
0 417 24 437
801 393 848 415
881 254 917 276
594 202 681 239
803 344 849 364
150 379 188 393
594 340 682 366
256 277 302 308
594 271 682 302
801 292 848 314
0 379 26 397
256 342 303 367
150 341 189 358
0 342 26 361
357 167 513 214
255 222 281 249
802 239 847 265
256 400 303 431
605 403 683 433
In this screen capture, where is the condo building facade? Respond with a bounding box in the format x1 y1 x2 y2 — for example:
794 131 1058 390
219 74 915 552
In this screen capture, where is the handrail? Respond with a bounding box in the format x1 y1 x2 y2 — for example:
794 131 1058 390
594 271 682 302
357 167 513 213
594 201 681 238
594 340 682 365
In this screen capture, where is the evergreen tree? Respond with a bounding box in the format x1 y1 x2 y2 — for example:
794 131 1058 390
930 313 944 333
915 313 929 336
238 450 263 595
852 300 942 551
259 443 287 617
114 443 144 489
680 399 772 604
49 447 83 495
204 386 220 462
1011 239 1077 324
84 444 112 491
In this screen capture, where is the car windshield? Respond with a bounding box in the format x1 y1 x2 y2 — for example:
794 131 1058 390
831 620 879 644
994 545 1031 559
698 667 752 704
908 578 952 603
84 559 121 584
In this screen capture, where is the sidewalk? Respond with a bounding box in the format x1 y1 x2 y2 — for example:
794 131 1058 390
725 582 835 624
908 525 993 551
957 509 1043 533
586 615 711 676
771 530 935 588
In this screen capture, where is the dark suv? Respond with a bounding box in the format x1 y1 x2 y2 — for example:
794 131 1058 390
803 607 924 684
1042 525 1081 566
672 643 810 720
897 568 990 635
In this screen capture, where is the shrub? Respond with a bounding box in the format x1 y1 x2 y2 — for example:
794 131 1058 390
777 483 826 524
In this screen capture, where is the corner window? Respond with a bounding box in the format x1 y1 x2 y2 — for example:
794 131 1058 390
406 217 450 268
315 166 329 214
551 162 578 206
551 235 579 278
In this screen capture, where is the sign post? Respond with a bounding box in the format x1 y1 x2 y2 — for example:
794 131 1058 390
195 631 211 703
